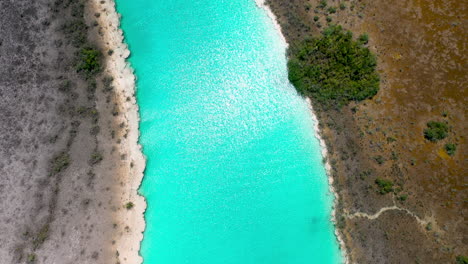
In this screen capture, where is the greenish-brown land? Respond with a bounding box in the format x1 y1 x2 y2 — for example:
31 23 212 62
265 0 467 263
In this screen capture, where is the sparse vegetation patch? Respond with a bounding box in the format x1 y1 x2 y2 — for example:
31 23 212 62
423 121 448 142
444 143 456 156
375 178 394 194
50 152 71 175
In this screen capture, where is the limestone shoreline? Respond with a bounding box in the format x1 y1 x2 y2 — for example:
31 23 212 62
87 0 146 263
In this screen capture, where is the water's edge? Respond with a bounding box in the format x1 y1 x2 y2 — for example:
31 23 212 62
254 1 348 262
88 1 146 263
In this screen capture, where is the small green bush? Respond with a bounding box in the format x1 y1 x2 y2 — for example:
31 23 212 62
77 47 101 77
424 121 448 142
358 33 369 44
375 178 394 194
373 155 385 165
314 16 319 22
287 25 379 108
125 202 134 210
318 0 327 9
397 194 408 201
90 152 103 165
327 7 337 14
326 16 332 23
340 3 346 10
51 152 70 175
445 143 457 156
27 253 36 263
425 222 433 231
33 224 49 249
456 255 468 264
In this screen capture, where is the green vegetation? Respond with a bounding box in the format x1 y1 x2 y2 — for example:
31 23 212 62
456 255 468 264
318 0 327 9
358 33 369 44
340 3 346 10
77 47 101 77
90 152 103 165
375 178 394 194
424 121 448 142
373 155 385 165
33 224 49 249
445 143 457 156
314 16 319 22
327 7 337 14
27 253 36 263
50 152 70 175
326 16 332 23
287 25 379 108
425 222 433 231
397 194 408 201
125 202 135 210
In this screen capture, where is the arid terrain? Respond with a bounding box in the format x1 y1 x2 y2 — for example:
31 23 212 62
0 0 144 263
266 0 467 263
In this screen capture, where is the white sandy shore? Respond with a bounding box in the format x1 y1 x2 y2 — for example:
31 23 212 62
87 1 146 263
255 1 349 263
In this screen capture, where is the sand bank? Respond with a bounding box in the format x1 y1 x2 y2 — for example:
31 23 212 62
86 1 146 263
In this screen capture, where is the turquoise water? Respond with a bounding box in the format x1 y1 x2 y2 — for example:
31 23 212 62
116 0 342 263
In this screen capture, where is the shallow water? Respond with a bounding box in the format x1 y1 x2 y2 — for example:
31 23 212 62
116 0 341 263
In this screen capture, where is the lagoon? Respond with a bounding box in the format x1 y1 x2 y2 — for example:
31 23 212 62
116 0 342 263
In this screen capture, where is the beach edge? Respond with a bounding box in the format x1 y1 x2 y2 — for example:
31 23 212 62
254 0 349 263
87 1 147 263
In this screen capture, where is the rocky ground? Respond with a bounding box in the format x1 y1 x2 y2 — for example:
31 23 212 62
0 0 144 263
265 0 467 263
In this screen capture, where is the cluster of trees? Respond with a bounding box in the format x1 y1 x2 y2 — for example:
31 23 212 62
287 25 379 108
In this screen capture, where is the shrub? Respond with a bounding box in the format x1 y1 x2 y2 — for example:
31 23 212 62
375 178 393 194
51 152 70 175
33 224 49 249
90 152 103 164
287 25 379 108
358 33 369 44
326 16 332 23
327 7 337 14
424 121 448 142
397 194 408 201
125 202 134 210
340 3 346 10
314 16 319 22
373 155 385 165
27 253 36 263
318 0 327 9
77 47 101 77
445 143 457 156
425 222 433 231
456 256 468 264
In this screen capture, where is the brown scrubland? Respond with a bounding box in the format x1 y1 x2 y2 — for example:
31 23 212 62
265 0 467 263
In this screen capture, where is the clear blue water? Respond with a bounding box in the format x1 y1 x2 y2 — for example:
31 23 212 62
116 0 342 263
